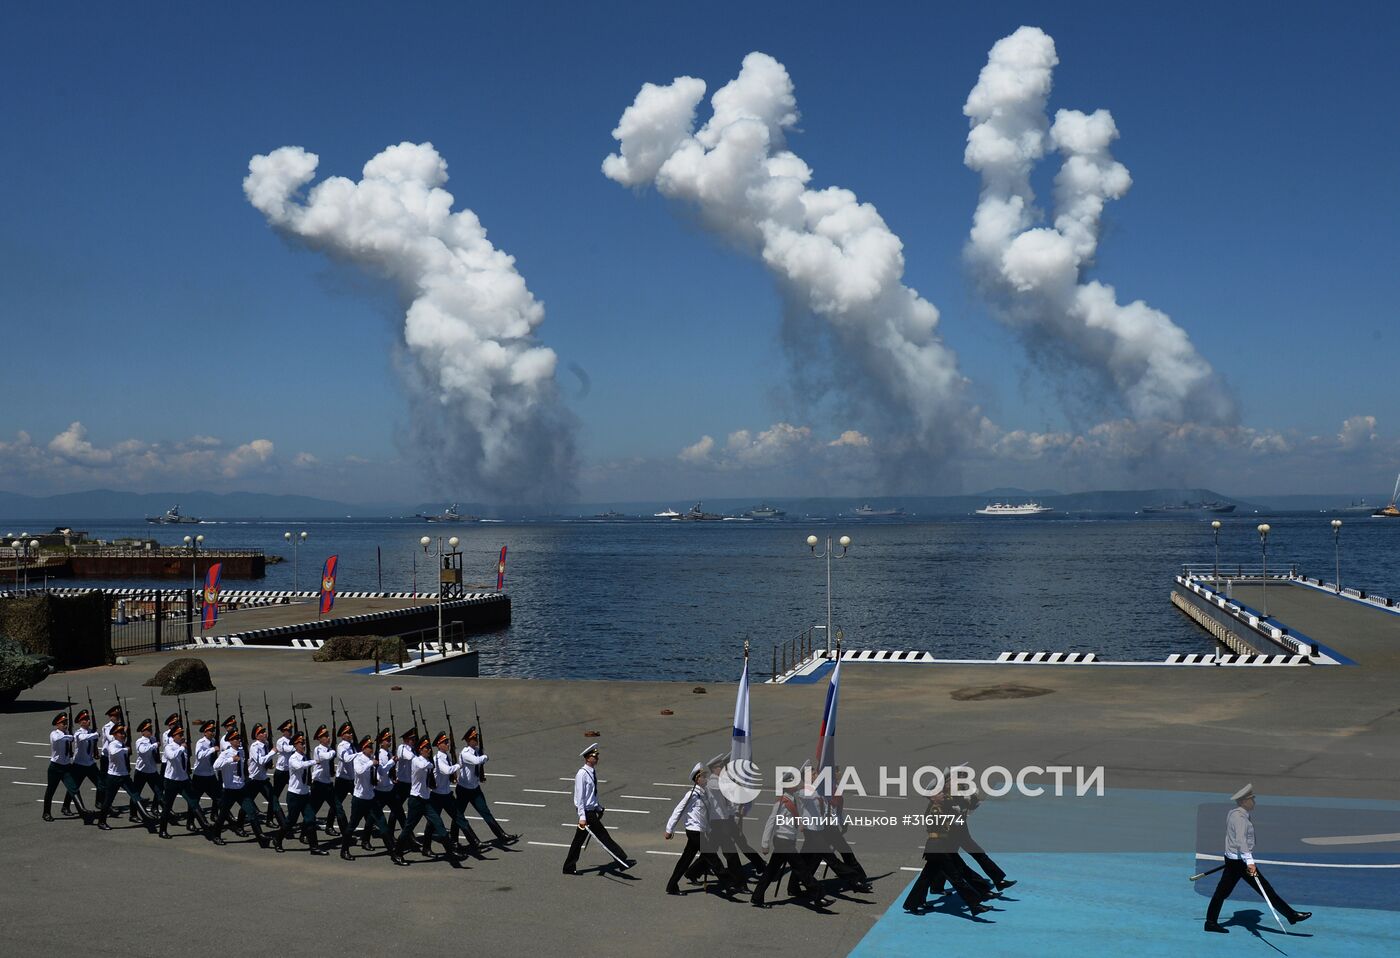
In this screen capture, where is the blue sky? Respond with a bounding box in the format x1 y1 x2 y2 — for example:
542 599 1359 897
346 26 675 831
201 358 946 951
2 2 1397 502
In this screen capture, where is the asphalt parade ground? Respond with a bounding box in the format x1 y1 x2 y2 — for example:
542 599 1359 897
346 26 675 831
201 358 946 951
1 581 1398 958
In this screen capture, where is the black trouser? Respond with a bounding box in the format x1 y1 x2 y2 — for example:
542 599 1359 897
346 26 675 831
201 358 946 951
934 852 993 895
98 774 150 824
1206 858 1298 924
396 795 451 855
433 790 481 848
903 852 984 911
43 762 87 817
271 767 289 808
159 778 211 833
343 796 394 852
277 791 320 850
309 781 350 835
826 827 867 880
685 819 745 883
189 773 221 817
732 818 767 867
328 777 352 831
376 788 406 836
249 778 287 829
133 770 163 816
66 763 102 810
213 785 267 841
455 785 507 840
798 829 862 890
668 830 733 891
751 837 821 903
563 809 628 870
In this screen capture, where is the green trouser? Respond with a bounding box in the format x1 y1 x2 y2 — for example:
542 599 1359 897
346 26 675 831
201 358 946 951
43 762 86 817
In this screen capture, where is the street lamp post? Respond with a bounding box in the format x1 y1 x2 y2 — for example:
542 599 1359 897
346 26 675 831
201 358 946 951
183 534 205 635
421 535 461 653
1331 519 1343 593
807 533 851 656
8 538 20 594
1257 523 1271 618
1211 520 1222 588
283 531 309 591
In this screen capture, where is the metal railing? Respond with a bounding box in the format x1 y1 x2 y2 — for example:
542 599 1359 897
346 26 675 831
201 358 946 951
1182 564 1297 580
771 626 819 679
72 547 265 558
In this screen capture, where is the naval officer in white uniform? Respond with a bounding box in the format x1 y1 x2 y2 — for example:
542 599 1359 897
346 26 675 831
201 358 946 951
1204 784 1311 933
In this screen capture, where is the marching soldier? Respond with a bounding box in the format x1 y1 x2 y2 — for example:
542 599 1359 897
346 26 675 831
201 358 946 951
98 705 122 776
901 781 990 916
341 735 402 863
158 725 211 839
160 712 180 767
822 767 869 886
68 709 102 816
42 712 90 822
309 725 350 839
274 732 325 854
332 721 356 836
750 778 823 907
96 724 152 829
131 719 164 825
393 734 454 864
562 744 633 874
219 715 238 749
189 721 222 820
665 763 739 896
246 723 287 831
270 718 295 815
792 763 865 895
374 729 405 842
210 728 275 848
453 726 516 845
683 752 755 887
431 731 484 857
1204 785 1311 933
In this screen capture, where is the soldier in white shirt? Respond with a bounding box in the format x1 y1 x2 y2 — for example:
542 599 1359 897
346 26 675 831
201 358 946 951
68 709 102 816
210 728 276 848
189 721 222 821
160 712 180 771
431 731 484 858
392 734 452 864
562 744 632 874
750 780 823 907
273 732 326 854
158 726 211 840
308 725 350 840
683 752 752 888
393 727 417 841
247 723 286 831
270 719 295 815
340 735 403 863
42 711 90 822
664 763 737 896
373 729 406 842
95 724 152 830
452 726 515 845
332 722 356 837
98 705 122 776
131 719 164 825
1204 785 1311 933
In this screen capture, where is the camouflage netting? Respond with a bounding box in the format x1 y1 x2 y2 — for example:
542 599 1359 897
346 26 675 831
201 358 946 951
0 593 111 670
0 635 55 708
143 657 215 696
313 635 408 663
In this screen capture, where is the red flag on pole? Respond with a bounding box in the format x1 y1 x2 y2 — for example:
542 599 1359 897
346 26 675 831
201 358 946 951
319 555 339 615
496 546 507 591
201 562 223 631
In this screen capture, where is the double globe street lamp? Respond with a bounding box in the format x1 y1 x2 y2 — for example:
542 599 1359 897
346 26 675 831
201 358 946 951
421 535 460 652
284 530 309 591
1331 519 1343 593
183 534 205 634
8 535 39 592
807 533 851 656
1257 523 1271 617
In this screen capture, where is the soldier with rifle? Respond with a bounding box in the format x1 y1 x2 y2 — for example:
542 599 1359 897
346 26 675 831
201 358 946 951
246 723 286 832
209 728 276 848
42 711 90 822
98 700 123 777
158 724 212 840
340 734 403 863
273 732 325 855
189 720 222 821
454 725 515 845
309 724 350 839
67 706 103 817
95 724 153 830
374 727 404 838
132 718 164 825
333 704 356 838
271 718 295 818
392 733 454 864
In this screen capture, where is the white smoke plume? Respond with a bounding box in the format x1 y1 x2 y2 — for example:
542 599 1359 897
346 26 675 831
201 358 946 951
964 26 1235 424
604 53 971 470
244 142 575 504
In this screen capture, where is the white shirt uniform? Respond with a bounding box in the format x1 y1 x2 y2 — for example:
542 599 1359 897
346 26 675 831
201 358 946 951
573 765 602 819
312 744 335 784
761 794 801 848
795 787 827 831
432 751 459 795
1225 806 1256 865
336 740 355 781
193 737 218 777
248 740 274 781
274 735 294 772
99 719 116 756
104 739 130 778
74 728 98 766
375 748 396 794
704 775 734 821
352 753 377 799
214 746 246 790
135 735 160 774
287 752 314 796
666 784 709 834
161 728 173 753
396 743 415 783
163 742 190 781
457 746 487 789
50 728 74 765
408 754 433 799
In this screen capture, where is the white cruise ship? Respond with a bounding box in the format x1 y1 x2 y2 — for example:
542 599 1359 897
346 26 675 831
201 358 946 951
975 501 1054 517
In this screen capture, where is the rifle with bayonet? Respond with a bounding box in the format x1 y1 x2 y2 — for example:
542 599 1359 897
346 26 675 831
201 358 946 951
237 695 249 777
474 699 486 782
443 699 457 787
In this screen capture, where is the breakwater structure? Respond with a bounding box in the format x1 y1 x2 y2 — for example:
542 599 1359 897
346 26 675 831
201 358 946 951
0 547 266 580
767 561 1394 683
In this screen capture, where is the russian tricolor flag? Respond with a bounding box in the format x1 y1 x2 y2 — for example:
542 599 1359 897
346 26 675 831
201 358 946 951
813 657 841 794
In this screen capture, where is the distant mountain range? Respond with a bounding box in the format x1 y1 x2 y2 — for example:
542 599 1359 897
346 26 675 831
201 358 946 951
0 487 1384 522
